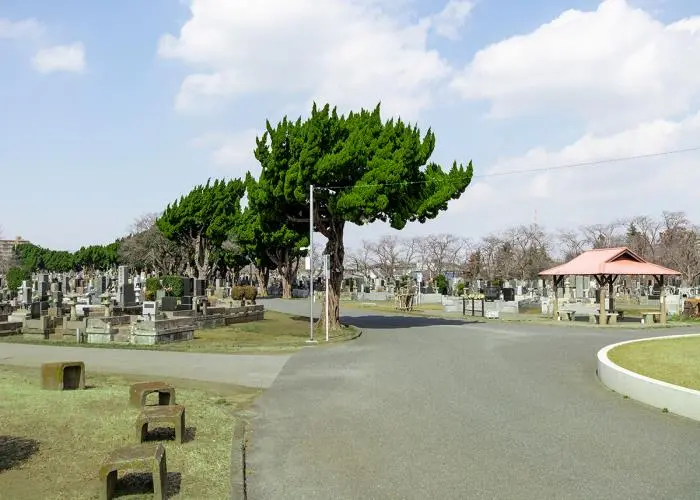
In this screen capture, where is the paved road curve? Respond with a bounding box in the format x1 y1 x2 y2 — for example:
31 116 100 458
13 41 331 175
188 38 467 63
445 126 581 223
248 299 700 499
0 343 290 388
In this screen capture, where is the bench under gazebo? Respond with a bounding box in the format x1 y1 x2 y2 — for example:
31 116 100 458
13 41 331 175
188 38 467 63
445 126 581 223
539 247 681 324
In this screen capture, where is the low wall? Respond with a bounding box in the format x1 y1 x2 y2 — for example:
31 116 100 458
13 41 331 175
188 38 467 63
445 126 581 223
170 304 264 328
597 334 700 421
0 321 22 336
131 317 196 345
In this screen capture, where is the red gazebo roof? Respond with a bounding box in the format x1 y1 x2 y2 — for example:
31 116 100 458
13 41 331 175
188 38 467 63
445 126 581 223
539 247 681 277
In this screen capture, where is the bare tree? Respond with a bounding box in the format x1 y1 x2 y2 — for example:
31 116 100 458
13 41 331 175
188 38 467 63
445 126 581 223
658 212 700 286
478 234 503 281
580 220 627 249
369 236 403 280
346 240 374 278
399 236 421 272
508 223 553 279
626 215 662 259
119 213 188 274
555 229 587 261
419 234 463 280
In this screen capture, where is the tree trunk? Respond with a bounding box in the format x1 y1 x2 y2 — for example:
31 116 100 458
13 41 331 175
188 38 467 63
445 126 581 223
281 274 293 299
318 222 345 331
193 233 211 279
256 267 270 297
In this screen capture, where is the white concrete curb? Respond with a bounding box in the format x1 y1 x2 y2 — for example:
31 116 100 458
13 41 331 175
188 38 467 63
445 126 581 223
597 333 700 421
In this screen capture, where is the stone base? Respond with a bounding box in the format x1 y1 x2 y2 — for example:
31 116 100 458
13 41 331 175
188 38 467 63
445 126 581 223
62 318 86 333
87 332 116 344
23 331 48 340
0 321 22 336
23 317 53 336
131 329 194 345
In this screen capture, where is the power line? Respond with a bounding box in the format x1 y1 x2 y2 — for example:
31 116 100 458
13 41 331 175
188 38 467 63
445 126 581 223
476 145 700 179
321 145 700 190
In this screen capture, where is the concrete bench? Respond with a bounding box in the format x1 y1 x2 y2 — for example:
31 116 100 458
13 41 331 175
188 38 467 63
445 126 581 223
41 361 85 390
558 310 576 321
136 405 186 444
99 443 167 500
641 311 661 324
129 381 176 408
589 312 618 325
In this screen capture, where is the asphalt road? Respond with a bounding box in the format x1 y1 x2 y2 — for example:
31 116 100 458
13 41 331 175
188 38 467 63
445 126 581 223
248 299 700 499
0 343 290 388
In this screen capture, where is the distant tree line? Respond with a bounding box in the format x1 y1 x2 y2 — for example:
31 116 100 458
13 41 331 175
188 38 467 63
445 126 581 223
345 211 700 288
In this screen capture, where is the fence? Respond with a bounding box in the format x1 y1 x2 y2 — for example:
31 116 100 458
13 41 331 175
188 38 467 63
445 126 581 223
462 297 485 317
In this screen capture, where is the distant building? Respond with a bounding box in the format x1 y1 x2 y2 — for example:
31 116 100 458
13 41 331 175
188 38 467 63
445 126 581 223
0 236 30 263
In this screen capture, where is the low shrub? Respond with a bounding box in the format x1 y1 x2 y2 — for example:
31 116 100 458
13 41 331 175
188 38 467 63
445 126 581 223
144 277 161 293
162 276 184 297
231 285 257 303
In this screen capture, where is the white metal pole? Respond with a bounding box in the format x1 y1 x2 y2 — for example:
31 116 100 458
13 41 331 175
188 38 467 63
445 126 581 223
308 184 317 343
325 254 329 342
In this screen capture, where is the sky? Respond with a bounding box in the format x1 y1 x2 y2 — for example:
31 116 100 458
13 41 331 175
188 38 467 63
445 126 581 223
1 0 699 251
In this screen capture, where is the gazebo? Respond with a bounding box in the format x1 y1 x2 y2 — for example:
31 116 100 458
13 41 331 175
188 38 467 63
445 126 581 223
539 247 681 323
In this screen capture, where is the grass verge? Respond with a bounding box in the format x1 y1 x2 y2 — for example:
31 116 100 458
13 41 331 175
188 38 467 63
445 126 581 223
0 365 259 499
0 310 360 354
608 335 700 390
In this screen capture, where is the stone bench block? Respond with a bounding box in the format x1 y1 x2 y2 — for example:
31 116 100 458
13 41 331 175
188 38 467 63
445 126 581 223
99 443 167 500
130 381 176 408
41 361 85 390
136 405 186 444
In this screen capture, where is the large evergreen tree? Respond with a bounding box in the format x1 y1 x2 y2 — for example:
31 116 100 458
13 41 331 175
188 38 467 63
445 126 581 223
157 178 246 279
242 174 309 299
254 103 473 329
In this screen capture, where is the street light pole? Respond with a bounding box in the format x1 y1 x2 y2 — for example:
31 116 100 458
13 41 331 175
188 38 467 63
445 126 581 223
325 253 330 342
307 184 317 344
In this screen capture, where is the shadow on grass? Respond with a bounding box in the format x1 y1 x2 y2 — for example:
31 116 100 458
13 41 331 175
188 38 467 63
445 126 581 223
143 426 197 444
0 435 40 472
114 471 181 498
287 314 480 329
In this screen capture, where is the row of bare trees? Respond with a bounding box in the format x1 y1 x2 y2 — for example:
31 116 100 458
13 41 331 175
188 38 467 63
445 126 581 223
345 211 700 286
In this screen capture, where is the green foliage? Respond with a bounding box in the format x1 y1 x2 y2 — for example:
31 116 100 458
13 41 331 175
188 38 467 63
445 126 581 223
254 103 472 326
435 274 449 295
6 267 30 291
238 177 308 273
15 243 75 272
15 242 121 272
231 286 257 302
74 242 121 270
456 282 465 296
255 102 472 232
157 178 246 278
162 276 184 297
243 285 257 301
144 277 161 293
231 286 244 301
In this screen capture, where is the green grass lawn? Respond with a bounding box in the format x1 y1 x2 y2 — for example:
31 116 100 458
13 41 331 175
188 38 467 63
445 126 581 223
608 336 700 390
0 365 260 499
0 310 360 354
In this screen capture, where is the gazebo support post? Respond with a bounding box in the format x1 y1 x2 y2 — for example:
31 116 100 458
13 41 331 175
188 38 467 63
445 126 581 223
607 274 618 315
551 275 566 320
598 287 606 324
655 275 667 324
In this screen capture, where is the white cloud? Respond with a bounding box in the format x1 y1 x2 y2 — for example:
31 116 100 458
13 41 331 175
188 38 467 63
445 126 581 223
0 18 44 40
32 42 86 74
430 0 473 40
193 128 262 177
451 0 700 130
158 0 451 118
446 111 700 235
